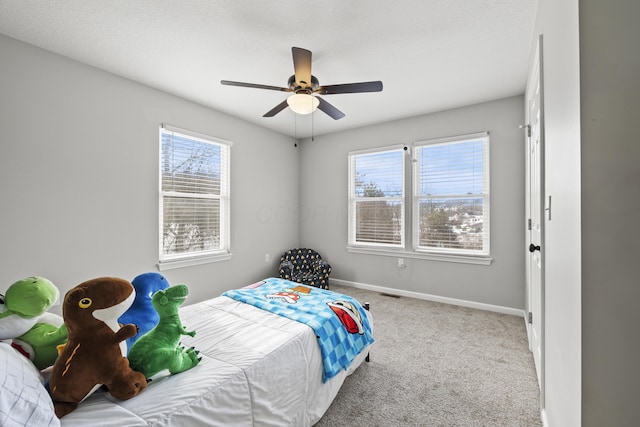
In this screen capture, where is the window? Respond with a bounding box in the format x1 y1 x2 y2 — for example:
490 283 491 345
414 134 489 256
159 125 231 269
348 147 405 248
348 133 490 263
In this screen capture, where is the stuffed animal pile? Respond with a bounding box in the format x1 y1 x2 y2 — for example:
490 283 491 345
3 272 200 418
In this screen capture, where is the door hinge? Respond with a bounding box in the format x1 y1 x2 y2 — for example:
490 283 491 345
528 312 533 324
527 218 532 230
520 123 531 137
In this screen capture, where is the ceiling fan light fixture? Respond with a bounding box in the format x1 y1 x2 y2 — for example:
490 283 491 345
287 93 319 115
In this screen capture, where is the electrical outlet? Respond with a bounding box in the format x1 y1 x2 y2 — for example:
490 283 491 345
265 254 270 263
398 258 405 268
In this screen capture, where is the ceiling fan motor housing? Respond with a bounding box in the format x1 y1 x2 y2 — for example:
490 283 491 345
288 75 319 94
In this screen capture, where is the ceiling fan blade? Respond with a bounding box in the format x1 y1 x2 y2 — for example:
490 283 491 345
221 80 291 92
292 47 312 87
316 96 345 120
263 99 289 117
316 81 383 95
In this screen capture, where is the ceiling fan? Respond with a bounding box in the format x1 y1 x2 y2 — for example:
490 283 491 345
221 47 383 120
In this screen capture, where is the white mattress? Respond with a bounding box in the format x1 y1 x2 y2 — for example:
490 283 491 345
60 295 371 426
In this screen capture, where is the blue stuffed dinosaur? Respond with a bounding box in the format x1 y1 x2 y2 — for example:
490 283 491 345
118 272 170 353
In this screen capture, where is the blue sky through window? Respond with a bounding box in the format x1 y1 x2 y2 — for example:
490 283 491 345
354 149 403 197
418 139 485 196
353 139 485 198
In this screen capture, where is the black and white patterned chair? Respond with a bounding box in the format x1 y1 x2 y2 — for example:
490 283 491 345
278 248 331 289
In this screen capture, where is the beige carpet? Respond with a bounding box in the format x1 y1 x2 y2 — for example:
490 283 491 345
315 284 542 427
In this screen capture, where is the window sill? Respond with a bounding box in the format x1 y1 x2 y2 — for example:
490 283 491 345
346 246 492 265
158 252 232 271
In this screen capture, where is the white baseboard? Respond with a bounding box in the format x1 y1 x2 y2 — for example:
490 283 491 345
331 277 526 318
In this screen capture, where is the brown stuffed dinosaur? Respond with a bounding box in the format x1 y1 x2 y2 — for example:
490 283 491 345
49 277 147 418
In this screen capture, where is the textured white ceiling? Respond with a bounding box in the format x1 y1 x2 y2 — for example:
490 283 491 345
0 0 538 138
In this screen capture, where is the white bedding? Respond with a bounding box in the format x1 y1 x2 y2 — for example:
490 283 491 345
59 295 371 426
0 342 60 427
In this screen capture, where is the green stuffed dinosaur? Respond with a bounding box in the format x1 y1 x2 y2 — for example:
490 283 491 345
127 284 201 379
13 312 68 369
0 276 60 340
0 276 68 370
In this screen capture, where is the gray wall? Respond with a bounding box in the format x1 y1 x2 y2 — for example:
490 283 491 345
0 35 299 307
580 1 640 425
298 96 526 310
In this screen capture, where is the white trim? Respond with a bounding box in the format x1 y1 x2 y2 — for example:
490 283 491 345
348 143 407 157
161 123 233 147
331 277 523 317
525 315 533 351
540 408 549 427
346 245 493 265
157 252 232 271
413 130 489 147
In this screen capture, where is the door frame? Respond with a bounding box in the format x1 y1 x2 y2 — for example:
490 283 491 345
525 34 545 408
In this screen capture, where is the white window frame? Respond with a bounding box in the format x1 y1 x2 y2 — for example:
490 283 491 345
347 133 491 265
158 124 232 270
348 145 406 249
413 132 490 258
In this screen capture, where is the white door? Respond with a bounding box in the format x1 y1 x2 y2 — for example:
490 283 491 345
525 35 544 392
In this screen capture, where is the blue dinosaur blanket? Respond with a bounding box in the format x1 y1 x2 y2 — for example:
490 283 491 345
222 277 374 382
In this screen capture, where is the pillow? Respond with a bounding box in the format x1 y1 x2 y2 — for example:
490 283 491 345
0 342 59 426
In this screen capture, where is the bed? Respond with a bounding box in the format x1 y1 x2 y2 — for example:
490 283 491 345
0 278 373 427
